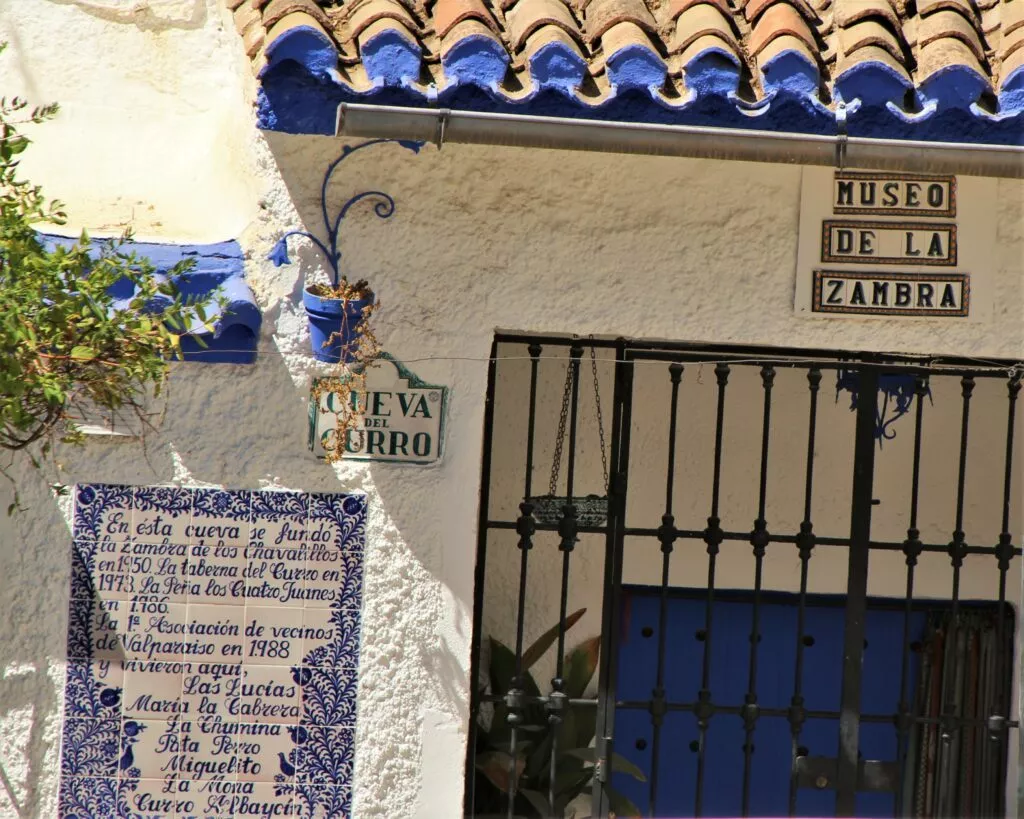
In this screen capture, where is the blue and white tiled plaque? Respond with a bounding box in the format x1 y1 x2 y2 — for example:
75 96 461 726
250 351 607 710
59 484 366 818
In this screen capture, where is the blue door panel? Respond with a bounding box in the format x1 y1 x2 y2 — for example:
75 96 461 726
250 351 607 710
612 588 928 817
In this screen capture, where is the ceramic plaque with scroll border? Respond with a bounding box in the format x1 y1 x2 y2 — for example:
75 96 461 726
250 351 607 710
58 484 366 819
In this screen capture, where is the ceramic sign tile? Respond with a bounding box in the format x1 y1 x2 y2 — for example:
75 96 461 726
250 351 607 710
308 354 449 465
59 484 366 819
795 168 996 321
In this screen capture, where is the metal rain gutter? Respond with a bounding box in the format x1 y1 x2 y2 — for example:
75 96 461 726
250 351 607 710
337 103 1024 179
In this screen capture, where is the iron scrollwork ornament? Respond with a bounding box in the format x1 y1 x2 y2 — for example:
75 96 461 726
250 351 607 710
836 369 932 445
266 138 423 287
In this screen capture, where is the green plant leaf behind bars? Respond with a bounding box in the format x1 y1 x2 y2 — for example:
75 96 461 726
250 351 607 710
474 610 644 818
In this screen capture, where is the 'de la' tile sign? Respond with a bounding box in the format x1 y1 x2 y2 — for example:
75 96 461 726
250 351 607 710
59 484 365 819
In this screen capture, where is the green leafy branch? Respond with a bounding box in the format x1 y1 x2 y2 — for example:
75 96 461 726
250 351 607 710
474 610 645 818
0 42 221 510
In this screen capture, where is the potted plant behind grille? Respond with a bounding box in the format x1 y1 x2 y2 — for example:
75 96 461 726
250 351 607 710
530 342 609 528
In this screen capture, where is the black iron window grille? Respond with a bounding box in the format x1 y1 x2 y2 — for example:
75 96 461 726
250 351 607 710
467 335 1022 819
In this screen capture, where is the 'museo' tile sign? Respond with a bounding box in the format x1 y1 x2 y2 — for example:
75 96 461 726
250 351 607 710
59 485 365 818
795 169 995 320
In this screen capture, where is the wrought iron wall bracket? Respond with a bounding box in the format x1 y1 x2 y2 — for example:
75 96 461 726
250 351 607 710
267 138 422 288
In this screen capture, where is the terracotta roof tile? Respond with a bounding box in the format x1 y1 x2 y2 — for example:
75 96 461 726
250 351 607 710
262 0 332 27
235 0 1024 130
833 0 900 31
917 33 987 79
433 0 500 37
347 0 421 37
678 29 742 63
744 0 818 24
1000 32 1024 85
838 18 905 60
521 21 587 57
584 0 658 43
439 17 505 52
667 4 740 53
666 0 733 21
506 0 583 49
234 0 263 36
835 41 910 79
597 17 659 53
1004 23 1024 57
748 3 818 56
918 8 987 61
916 0 978 19
1004 0 1024 37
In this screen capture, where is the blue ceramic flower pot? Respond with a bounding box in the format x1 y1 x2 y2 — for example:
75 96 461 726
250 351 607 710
302 286 372 363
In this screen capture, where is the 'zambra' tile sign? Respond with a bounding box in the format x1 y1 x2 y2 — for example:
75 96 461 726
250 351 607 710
795 169 995 320
58 484 365 819
309 353 448 465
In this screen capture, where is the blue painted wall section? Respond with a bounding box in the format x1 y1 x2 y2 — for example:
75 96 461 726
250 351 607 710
256 22 1024 144
40 234 261 365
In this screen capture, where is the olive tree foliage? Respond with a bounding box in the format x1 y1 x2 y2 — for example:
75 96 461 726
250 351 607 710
0 43 220 510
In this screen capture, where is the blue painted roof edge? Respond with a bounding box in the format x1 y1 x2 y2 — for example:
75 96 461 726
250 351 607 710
256 33 1024 145
38 234 262 365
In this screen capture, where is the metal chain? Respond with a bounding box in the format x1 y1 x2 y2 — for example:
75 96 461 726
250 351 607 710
590 340 609 491
547 341 608 496
548 359 574 497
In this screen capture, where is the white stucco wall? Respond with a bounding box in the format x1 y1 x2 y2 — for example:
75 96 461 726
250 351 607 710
0 1 1023 817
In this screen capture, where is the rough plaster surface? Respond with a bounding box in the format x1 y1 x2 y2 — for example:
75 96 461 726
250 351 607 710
0 3 1021 817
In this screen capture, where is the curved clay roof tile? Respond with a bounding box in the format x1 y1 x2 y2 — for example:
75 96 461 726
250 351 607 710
916 0 979 18
262 0 332 29
745 0 818 24
668 4 740 53
1003 24 1024 58
433 0 501 37
347 0 421 37
917 9 986 62
748 3 818 56
506 0 584 50
833 0 901 32
666 0 733 22
585 0 658 43
999 36 1024 87
598 18 659 55
838 18 905 60
1003 0 1024 38
835 42 911 79
917 34 986 79
678 30 742 63
439 17 507 53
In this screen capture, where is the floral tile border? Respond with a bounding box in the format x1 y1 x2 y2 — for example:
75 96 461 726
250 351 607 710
59 484 366 819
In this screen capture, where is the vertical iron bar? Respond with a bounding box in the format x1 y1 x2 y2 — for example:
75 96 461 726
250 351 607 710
695 362 731 818
505 344 543 817
789 368 821 817
465 337 499 818
742 365 775 817
935 376 974 816
592 341 634 819
650 363 684 816
836 367 879 816
993 374 1020 815
895 375 928 817
549 344 583 811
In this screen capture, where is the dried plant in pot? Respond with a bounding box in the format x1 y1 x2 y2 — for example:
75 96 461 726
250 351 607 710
302 277 378 364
